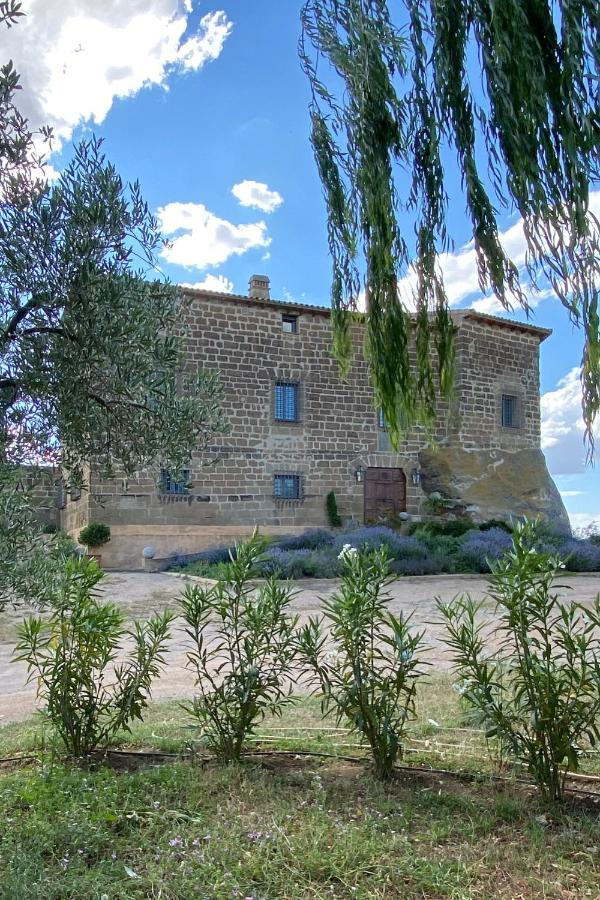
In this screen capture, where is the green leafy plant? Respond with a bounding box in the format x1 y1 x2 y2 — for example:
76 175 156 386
479 519 514 534
179 531 299 762
326 490 342 527
78 522 111 549
438 520 600 803
13 556 173 757
42 522 59 535
297 544 427 779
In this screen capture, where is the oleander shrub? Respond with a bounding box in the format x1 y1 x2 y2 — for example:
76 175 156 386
439 520 600 803
297 544 427 780
14 556 173 757
179 531 299 761
50 530 79 559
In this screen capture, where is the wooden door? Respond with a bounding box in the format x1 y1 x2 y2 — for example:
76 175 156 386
364 467 406 523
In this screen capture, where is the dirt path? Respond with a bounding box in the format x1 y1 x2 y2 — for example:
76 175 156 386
1 571 599 725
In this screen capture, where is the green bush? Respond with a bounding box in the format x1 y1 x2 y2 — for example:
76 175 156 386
297 544 427 779
411 517 475 538
326 490 342 527
78 521 111 548
439 520 600 803
479 519 513 534
42 522 59 535
14 557 173 757
179 531 299 761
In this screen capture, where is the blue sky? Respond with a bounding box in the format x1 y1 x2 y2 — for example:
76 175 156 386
5 0 598 530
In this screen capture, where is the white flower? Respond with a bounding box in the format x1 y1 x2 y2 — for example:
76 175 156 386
338 543 358 561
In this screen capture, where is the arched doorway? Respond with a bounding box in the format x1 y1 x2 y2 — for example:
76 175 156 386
364 467 406 523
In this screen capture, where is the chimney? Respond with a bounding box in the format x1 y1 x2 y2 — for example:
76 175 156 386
248 274 270 300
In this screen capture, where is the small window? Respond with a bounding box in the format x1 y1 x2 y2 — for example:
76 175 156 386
275 381 299 421
282 314 298 334
160 467 190 495
501 394 518 428
378 409 387 430
274 473 302 500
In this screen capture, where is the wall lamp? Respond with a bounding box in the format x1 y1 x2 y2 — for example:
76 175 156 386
354 465 366 484
411 466 422 487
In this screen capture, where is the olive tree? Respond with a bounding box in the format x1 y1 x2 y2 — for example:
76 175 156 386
0 3 225 604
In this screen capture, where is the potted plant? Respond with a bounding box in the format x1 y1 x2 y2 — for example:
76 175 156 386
78 522 111 567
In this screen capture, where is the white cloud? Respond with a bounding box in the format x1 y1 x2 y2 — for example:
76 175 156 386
569 513 600 536
158 201 271 269
560 490 584 498
231 180 283 213
395 190 600 314
181 274 234 293
540 367 597 475
1 2 232 150
471 287 555 316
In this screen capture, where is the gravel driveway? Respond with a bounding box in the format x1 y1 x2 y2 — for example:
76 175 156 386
1 571 599 725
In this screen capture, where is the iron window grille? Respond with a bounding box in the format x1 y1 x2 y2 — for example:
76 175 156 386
501 394 519 428
160 467 191 495
274 473 303 500
282 314 298 333
275 381 300 421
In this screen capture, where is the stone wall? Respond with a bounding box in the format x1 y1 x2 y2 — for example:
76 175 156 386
61 291 562 568
22 466 61 527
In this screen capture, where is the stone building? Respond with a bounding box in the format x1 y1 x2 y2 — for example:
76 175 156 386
62 276 568 569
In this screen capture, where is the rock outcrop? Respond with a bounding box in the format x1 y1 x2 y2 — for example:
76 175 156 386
418 447 570 532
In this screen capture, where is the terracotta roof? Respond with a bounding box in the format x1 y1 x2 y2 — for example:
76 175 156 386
180 286 552 341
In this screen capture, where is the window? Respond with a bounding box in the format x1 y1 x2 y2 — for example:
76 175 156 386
275 381 299 421
274 473 302 500
160 467 190 494
282 314 298 334
501 394 518 428
378 408 387 430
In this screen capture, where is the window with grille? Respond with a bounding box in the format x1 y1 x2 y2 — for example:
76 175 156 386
282 314 298 334
274 382 299 421
274 473 302 500
501 394 518 428
160 467 190 494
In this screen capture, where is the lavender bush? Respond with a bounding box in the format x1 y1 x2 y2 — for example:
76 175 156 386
259 547 313 578
557 539 600 572
455 528 514 573
334 526 426 559
275 529 335 551
171 523 600 579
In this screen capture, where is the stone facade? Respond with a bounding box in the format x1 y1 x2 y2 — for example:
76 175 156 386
62 283 568 568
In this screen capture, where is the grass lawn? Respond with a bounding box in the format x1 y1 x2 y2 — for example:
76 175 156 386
1 677 599 899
